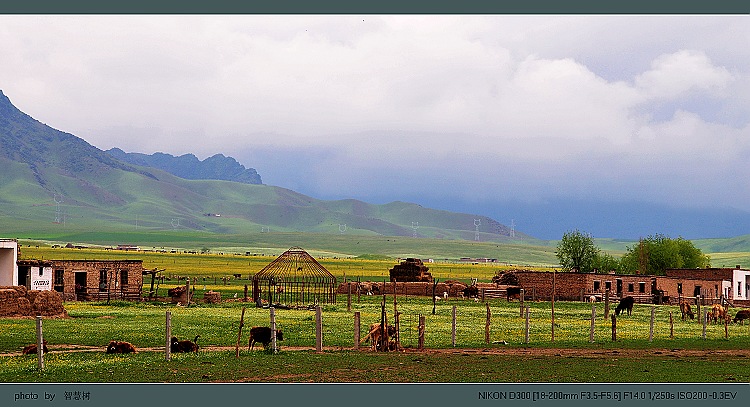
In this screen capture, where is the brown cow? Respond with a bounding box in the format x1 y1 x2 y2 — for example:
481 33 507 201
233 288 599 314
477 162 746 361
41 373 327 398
679 301 695 320
171 335 200 353
105 340 137 354
360 323 396 351
708 304 726 324
22 340 48 355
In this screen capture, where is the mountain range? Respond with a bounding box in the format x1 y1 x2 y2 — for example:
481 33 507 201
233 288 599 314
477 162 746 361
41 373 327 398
0 89 524 242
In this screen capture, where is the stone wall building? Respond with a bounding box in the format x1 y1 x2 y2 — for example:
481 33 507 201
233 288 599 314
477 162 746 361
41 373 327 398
15 259 144 301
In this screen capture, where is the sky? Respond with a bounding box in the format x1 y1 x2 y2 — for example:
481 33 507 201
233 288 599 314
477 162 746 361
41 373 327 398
0 15 748 240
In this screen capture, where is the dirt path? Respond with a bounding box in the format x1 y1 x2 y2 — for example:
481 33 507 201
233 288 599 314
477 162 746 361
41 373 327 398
4 344 750 358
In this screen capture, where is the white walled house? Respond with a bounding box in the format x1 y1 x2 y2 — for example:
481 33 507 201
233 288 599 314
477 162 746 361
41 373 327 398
0 239 19 286
733 268 750 301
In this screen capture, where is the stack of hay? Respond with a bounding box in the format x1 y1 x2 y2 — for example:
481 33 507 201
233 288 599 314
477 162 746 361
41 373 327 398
0 286 67 317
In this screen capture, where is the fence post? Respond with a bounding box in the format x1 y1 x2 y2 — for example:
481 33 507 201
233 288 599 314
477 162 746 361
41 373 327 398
696 295 701 319
611 314 617 341
354 311 360 349
418 314 425 350
725 315 729 339
315 305 322 352
702 310 707 340
649 306 655 342
590 304 596 343
451 305 457 347
551 270 556 342
347 283 352 312
520 289 525 317
525 306 530 344
35 316 44 370
235 307 245 358
266 307 277 353
243 285 248 302
604 290 610 319
165 311 172 361
185 278 190 307
669 311 674 339
485 303 491 344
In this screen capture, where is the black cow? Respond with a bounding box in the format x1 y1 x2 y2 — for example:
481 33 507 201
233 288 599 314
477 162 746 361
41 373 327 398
733 310 750 324
463 285 479 298
248 326 284 350
614 296 635 316
171 335 200 353
506 286 522 302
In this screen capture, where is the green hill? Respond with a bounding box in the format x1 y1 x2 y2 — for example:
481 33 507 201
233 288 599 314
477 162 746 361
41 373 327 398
0 90 530 243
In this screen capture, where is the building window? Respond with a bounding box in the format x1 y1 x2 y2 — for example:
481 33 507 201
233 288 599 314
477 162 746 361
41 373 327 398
54 269 64 293
628 283 634 292
120 270 128 287
593 281 601 291
639 282 646 293
677 283 682 294
99 269 108 292
605 281 612 291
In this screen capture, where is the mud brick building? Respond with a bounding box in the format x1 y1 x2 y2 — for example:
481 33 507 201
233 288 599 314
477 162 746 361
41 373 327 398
509 271 724 304
664 267 750 306
15 259 144 301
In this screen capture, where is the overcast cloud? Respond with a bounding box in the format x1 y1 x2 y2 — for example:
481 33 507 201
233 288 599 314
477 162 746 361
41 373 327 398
1 15 748 239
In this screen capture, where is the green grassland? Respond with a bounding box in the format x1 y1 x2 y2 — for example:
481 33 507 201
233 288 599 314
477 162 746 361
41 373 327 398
2 297 750 382
4 240 750 383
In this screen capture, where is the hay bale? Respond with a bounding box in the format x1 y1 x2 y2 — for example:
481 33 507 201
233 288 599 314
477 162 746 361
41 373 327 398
31 290 66 316
203 291 222 304
0 287 66 317
168 285 188 303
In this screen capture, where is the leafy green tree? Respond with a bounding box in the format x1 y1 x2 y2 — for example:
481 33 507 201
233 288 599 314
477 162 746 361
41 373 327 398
593 252 621 274
556 229 600 273
620 234 710 275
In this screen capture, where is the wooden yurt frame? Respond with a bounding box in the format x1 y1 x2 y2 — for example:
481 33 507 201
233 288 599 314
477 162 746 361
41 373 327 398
252 247 337 305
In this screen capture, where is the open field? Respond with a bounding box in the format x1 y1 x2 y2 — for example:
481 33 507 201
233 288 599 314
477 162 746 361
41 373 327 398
2 296 750 383
4 239 750 383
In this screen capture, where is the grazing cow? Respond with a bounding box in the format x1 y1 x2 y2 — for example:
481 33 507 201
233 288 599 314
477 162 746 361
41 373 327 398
171 335 200 353
463 285 479 299
359 323 397 351
506 286 522 302
22 340 48 355
105 340 137 354
248 326 283 350
732 309 750 324
679 301 695 320
708 304 727 324
614 296 635 316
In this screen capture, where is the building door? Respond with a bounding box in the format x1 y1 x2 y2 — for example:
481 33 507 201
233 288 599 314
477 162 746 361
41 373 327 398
17 266 29 288
74 272 87 298
616 279 623 295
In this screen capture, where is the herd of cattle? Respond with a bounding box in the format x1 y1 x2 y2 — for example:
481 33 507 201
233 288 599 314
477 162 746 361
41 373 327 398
677 301 750 324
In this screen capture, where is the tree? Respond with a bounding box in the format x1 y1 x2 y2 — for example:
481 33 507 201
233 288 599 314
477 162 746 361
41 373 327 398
593 252 621 274
556 229 600 273
619 234 710 275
